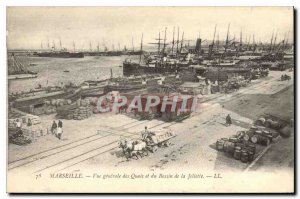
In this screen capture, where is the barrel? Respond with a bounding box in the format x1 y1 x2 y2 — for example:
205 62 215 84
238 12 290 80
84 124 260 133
248 151 255 162
241 150 249 163
247 143 256 154
216 139 225 151
233 147 242 160
235 142 245 148
262 130 272 138
224 141 235 155
51 99 57 106
265 119 280 130
67 99 72 105
250 135 259 144
76 99 81 107
256 117 266 126
260 136 271 146
229 137 239 143
279 125 292 138
250 126 258 131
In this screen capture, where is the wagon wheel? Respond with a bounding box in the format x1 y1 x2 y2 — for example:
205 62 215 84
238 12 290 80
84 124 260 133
138 151 144 158
251 136 258 144
143 149 149 156
152 146 158 152
147 146 154 153
131 152 139 160
164 141 171 147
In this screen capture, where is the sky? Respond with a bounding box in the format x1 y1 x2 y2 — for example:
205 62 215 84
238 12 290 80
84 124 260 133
6 7 294 50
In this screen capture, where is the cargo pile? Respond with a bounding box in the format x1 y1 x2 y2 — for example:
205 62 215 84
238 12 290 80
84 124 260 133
56 98 93 120
215 115 288 163
255 115 292 138
9 125 52 145
8 108 41 128
216 132 257 163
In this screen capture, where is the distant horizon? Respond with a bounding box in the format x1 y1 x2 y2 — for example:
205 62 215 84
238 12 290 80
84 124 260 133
7 7 294 50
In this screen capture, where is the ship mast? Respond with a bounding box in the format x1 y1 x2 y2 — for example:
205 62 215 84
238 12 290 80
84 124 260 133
209 25 217 58
162 27 167 55
59 37 62 50
272 31 278 52
198 32 202 57
52 40 56 50
224 23 230 55
158 31 161 56
171 26 175 54
269 31 274 52
73 41 76 52
89 41 92 52
139 33 143 64
240 29 242 51
176 27 179 57
180 31 184 53
132 37 135 52
47 37 50 49
217 33 220 52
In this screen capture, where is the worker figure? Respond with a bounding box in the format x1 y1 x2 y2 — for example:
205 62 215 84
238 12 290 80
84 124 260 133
56 126 63 140
27 118 32 126
15 119 22 130
15 119 23 137
58 120 63 128
141 126 149 140
51 121 57 135
226 114 232 126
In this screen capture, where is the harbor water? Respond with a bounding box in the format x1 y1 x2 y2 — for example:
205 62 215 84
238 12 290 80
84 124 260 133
8 55 141 93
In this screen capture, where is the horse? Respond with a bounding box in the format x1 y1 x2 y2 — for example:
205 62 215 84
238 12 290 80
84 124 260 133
118 139 148 160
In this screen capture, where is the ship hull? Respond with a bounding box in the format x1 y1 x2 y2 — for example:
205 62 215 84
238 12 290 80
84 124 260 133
123 62 177 76
8 73 38 80
37 52 84 58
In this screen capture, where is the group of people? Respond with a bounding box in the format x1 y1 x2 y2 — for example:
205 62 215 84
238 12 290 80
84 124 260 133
51 120 63 140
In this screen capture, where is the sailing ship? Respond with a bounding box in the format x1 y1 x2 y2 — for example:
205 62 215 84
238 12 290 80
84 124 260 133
36 40 84 58
8 54 38 80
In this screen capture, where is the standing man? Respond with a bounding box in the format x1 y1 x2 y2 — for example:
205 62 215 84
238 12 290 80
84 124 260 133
15 119 22 130
51 121 57 135
58 120 63 128
15 119 23 137
226 114 232 126
57 126 63 140
141 126 149 140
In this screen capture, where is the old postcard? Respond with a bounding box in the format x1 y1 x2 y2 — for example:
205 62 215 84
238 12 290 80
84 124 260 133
6 7 294 193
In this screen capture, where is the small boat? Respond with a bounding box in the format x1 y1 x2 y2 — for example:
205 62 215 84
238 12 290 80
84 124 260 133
63 70 70 73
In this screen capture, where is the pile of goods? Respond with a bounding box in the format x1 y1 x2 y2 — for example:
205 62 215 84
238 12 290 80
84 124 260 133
41 99 73 115
9 125 52 145
215 114 291 164
255 115 292 138
56 98 93 120
216 132 257 163
85 97 110 114
8 108 41 128
281 74 291 81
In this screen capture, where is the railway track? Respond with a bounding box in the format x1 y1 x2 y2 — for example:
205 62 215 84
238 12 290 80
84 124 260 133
8 74 289 174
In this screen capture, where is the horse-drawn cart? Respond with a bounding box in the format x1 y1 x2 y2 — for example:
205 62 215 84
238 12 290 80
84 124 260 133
142 129 176 152
118 129 176 160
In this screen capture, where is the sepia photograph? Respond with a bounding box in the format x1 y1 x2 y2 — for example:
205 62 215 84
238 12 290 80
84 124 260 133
6 6 294 193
